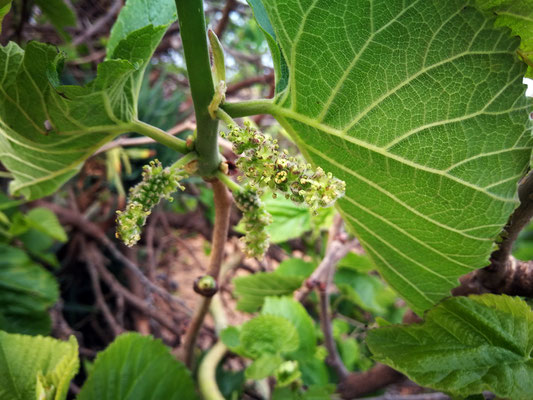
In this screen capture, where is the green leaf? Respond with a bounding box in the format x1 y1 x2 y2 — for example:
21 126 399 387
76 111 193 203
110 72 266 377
338 252 376 274
77 333 198 400
264 196 311 243
34 0 76 39
245 353 283 379
247 0 289 93
262 297 316 359
0 0 177 200
0 331 78 400
106 0 176 58
0 244 59 335
233 272 303 312
367 294 533 400
262 297 328 385
220 326 241 350
0 0 11 34
334 268 397 315
475 0 533 77
24 207 67 242
260 0 533 313
275 258 315 278
240 315 300 358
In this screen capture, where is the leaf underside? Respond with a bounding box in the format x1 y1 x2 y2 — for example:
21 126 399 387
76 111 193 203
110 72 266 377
367 294 533 400
260 0 533 313
0 0 176 200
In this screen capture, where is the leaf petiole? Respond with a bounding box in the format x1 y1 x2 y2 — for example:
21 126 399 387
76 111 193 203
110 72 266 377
221 99 275 118
216 171 242 193
129 119 189 154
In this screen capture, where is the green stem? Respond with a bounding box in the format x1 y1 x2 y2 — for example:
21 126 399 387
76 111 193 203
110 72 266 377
131 120 188 154
0 171 13 179
221 99 275 118
170 151 198 171
198 341 227 400
175 0 220 176
216 171 242 193
215 108 235 127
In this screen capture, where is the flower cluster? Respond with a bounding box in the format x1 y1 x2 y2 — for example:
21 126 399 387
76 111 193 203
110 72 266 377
233 184 272 258
222 121 345 213
116 159 186 246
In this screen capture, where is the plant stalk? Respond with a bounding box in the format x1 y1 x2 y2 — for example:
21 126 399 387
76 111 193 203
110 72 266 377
198 341 227 400
181 179 232 368
216 171 241 193
175 0 220 176
221 99 275 118
131 120 188 154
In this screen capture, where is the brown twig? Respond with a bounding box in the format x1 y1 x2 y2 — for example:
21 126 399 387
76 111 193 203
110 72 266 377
313 215 355 380
84 242 125 337
39 202 193 315
91 251 182 336
180 179 232 368
72 0 122 46
338 363 403 399
213 0 237 38
226 73 274 96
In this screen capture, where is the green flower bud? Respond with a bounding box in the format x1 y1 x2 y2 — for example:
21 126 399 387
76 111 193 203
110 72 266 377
116 159 187 247
234 184 272 259
225 121 345 212
193 275 218 297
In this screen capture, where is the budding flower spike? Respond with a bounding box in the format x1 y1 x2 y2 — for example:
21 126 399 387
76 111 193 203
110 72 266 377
116 159 188 247
233 183 272 259
221 120 346 213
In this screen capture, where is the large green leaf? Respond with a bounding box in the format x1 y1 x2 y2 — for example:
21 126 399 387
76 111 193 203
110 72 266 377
77 333 198 400
0 244 59 335
0 0 176 200
476 0 533 77
0 331 78 400
367 294 533 400
257 0 533 313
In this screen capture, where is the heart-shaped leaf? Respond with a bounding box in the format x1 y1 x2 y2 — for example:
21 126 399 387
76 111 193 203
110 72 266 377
253 0 533 313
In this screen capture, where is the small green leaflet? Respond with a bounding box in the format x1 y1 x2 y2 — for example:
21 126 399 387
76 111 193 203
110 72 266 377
367 294 533 400
0 0 177 200
0 331 78 400
254 0 533 313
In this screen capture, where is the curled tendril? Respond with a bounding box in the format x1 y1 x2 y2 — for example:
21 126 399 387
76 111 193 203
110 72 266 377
233 183 272 259
222 121 346 213
116 159 187 246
